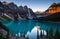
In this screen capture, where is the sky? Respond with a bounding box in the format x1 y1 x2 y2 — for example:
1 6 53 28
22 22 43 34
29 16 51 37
0 0 60 12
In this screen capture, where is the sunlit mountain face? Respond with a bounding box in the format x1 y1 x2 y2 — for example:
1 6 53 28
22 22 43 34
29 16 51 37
45 2 60 14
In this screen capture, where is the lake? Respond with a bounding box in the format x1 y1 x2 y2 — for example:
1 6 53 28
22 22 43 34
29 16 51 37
2 20 60 34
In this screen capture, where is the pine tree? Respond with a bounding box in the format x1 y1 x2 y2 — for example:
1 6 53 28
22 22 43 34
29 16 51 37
46 29 49 39
26 36 29 39
0 32 2 39
43 30 45 39
48 27 54 39
16 37 18 39
0 22 3 39
54 28 60 39
37 30 39 39
0 22 3 26
6 32 10 39
40 30 43 39
23 33 25 38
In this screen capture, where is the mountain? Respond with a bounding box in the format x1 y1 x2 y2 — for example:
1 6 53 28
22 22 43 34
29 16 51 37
0 1 60 21
2 1 19 20
0 1 12 21
18 5 28 19
0 1 36 20
45 2 60 14
39 12 60 21
38 2 60 21
18 5 36 19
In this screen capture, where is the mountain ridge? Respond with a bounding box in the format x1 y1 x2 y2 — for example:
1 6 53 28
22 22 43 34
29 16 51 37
0 1 36 20
0 1 60 21
45 2 60 14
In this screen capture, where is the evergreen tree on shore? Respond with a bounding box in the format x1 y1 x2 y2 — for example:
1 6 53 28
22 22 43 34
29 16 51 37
40 30 43 39
54 28 60 39
6 32 10 39
37 30 39 39
46 29 49 39
0 32 3 39
48 27 54 39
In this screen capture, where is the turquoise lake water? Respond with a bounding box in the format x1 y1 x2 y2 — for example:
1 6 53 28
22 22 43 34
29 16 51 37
3 20 60 34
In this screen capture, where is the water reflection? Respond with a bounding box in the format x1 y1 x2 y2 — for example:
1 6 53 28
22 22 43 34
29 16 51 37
2 20 60 34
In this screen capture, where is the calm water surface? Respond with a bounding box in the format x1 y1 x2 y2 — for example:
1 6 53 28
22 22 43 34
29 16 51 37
2 20 60 34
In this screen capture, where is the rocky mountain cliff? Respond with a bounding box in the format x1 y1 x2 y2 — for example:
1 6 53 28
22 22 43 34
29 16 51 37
45 2 60 14
0 1 36 20
39 2 60 21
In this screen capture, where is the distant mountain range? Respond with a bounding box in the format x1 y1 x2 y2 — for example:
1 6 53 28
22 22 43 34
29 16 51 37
0 1 36 21
0 1 60 21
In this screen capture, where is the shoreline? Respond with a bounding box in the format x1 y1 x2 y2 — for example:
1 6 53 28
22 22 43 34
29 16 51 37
39 20 60 23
